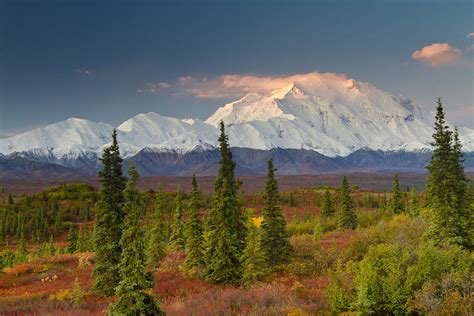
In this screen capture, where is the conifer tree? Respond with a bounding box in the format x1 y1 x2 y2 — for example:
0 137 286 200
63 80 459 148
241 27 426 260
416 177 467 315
169 190 185 250
425 99 471 248
182 175 204 273
67 224 78 253
408 188 420 216
93 129 127 297
76 226 87 252
260 159 292 267
146 186 167 271
109 166 164 315
321 188 335 218
241 212 267 285
203 121 247 284
14 235 28 264
390 174 404 214
46 235 57 256
337 176 357 230
55 209 63 236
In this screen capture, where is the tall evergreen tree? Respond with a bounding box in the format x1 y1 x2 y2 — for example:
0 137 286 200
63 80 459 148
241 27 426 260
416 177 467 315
203 121 247 284
260 159 292 267
321 188 335 218
240 212 268 285
14 234 28 264
425 99 471 248
389 174 404 214
408 188 420 216
67 224 78 253
55 209 63 236
169 190 185 250
109 166 164 315
182 175 204 273
337 176 357 230
146 186 167 271
92 130 127 297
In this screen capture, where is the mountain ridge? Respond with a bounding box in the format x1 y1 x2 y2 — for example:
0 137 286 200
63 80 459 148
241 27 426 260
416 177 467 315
1 72 473 178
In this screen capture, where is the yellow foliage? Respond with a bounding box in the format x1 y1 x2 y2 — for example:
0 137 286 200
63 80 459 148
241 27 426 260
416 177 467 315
49 289 70 301
286 308 310 316
252 216 264 228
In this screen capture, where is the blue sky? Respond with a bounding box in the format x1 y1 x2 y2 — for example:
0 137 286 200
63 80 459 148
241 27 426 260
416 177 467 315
1 0 473 137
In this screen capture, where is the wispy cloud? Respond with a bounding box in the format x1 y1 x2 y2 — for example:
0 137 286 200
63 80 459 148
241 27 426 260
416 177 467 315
412 43 462 66
139 72 353 99
468 32 474 38
74 68 92 75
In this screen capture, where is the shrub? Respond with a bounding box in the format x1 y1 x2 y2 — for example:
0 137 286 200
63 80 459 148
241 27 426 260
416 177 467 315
325 261 356 314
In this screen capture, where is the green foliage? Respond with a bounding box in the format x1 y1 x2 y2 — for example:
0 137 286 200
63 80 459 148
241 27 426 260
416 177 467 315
354 243 411 314
182 175 204 275
93 130 127 297
325 261 356 313
70 277 85 306
321 188 335 218
14 235 28 264
327 214 473 315
408 188 420 216
260 159 293 267
389 174 404 214
240 213 268 285
0 247 15 270
169 190 185 250
66 224 78 253
203 122 247 284
109 166 164 316
146 186 167 271
337 176 357 230
425 99 471 249
76 225 94 252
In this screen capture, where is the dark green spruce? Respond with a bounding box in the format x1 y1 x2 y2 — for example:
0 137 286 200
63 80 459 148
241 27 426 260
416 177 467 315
109 166 164 316
182 175 204 274
337 176 357 230
92 130 127 297
169 190 185 250
260 159 293 267
390 174 404 214
425 99 471 249
203 121 247 284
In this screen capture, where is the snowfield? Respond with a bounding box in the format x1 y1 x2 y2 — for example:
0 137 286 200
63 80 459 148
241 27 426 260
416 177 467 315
1 72 473 160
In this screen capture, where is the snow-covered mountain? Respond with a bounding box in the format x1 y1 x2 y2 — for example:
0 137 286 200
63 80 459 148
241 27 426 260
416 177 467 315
1 72 473 178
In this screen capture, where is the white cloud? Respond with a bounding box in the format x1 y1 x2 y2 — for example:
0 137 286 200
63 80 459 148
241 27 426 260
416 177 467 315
142 71 354 99
158 82 171 88
412 43 461 66
74 68 91 75
468 32 474 38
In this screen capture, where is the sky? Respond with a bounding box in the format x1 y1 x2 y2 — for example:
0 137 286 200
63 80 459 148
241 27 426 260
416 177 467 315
1 0 473 137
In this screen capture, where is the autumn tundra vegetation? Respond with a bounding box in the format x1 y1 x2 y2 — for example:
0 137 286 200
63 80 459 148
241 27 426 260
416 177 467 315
0 100 472 315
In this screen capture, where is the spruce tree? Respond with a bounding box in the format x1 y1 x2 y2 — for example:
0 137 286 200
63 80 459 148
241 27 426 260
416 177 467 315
14 235 28 264
182 175 204 273
169 190 185 250
109 166 164 316
389 174 404 214
203 121 247 284
408 188 420 216
425 100 471 248
337 176 357 230
240 212 267 285
67 224 78 253
260 159 292 267
55 209 63 236
92 129 127 297
321 188 335 218
146 186 167 271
